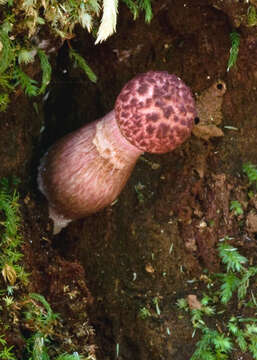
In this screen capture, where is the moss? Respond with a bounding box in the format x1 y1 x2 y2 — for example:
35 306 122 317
0 0 153 111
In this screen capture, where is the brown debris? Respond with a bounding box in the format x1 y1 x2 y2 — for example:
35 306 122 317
187 295 202 310
246 211 257 233
193 80 226 141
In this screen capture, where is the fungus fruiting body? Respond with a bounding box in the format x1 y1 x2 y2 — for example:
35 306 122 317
38 71 197 234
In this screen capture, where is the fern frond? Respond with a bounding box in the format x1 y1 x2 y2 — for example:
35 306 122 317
249 338 257 360
219 273 240 304
218 242 247 272
236 331 248 352
191 349 216 360
37 49 52 94
69 48 97 83
238 267 257 299
95 0 118 44
14 67 38 96
122 0 139 20
29 293 59 323
18 49 35 64
212 334 233 353
227 321 238 335
191 309 205 327
246 324 257 335
139 0 152 23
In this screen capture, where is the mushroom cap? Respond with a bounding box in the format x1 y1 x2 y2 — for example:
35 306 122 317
115 71 197 154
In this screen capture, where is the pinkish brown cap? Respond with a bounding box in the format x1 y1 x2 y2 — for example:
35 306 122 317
115 71 197 154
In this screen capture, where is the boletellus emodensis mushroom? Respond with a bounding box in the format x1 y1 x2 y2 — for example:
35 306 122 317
38 71 197 234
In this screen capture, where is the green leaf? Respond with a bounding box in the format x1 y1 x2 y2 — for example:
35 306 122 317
0 31 14 74
227 31 240 72
230 200 243 215
247 5 257 27
243 162 257 185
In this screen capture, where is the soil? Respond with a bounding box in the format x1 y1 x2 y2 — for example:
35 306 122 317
1 0 257 359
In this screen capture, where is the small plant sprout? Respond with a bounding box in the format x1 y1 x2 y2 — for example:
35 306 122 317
116 343 119 359
176 298 189 311
138 307 151 320
0 344 16 360
153 297 161 316
218 241 248 273
134 182 145 203
247 5 257 26
230 200 243 216
243 162 257 186
3 295 14 307
169 243 174 254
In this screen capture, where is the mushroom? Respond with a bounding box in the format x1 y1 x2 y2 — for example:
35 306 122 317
38 71 197 234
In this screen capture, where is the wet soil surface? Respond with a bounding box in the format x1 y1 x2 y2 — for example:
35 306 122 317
1 0 257 359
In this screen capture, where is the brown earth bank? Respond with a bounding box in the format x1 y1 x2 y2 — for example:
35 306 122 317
0 0 257 359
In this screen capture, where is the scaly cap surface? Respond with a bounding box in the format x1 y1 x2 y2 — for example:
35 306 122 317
115 71 197 153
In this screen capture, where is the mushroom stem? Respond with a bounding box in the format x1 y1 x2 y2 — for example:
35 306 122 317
38 110 142 234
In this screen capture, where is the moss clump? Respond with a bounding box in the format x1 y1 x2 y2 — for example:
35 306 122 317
0 0 153 111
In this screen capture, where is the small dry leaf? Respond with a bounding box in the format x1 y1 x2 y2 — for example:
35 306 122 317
187 294 202 310
145 264 155 273
2 264 17 285
246 211 257 233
